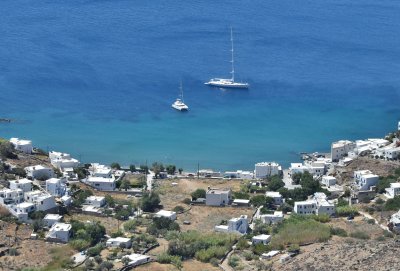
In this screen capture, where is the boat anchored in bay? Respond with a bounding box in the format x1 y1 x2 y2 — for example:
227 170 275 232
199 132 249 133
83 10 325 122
172 82 189 111
205 27 249 89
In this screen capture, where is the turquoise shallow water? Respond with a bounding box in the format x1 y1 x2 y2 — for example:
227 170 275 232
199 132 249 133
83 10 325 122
0 0 400 170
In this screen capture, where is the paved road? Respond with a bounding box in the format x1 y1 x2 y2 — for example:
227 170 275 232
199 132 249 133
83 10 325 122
359 211 390 232
71 252 86 266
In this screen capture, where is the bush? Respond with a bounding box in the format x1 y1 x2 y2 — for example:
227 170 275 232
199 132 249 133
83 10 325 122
173 205 185 213
270 215 331 248
236 238 250 250
195 246 227 262
330 227 347 237
350 231 370 240
336 206 358 217
157 252 182 269
140 191 160 212
87 244 103 257
287 244 300 254
384 196 400 211
209 257 220 267
311 214 330 223
110 162 121 170
367 219 375 225
11 167 26 178
233 191 250 200
375 198 384 205
70 239 90 251
123 219 140 232
191 189 206 200
182 198 191 204
383 230 394 238
243 251 255 261
252 243 271 255
228 255 240 268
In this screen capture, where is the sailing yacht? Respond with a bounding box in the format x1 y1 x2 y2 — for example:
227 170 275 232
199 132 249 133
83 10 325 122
172 82 189 111
205 28 249 89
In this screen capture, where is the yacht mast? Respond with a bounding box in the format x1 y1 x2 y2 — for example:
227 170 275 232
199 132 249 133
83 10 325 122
180 81 184 102
230 27 235 82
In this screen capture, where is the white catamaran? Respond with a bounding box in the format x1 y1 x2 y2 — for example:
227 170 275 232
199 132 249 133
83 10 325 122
205 27 249 89
172 82 189 111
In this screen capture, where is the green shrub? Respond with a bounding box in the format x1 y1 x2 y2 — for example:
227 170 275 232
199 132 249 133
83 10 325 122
252 243 271 255
228 255 240 268
191 189 206 200
270 215 330 248
173 205 185 213
330 227 347 237
383 230 394 238
87 244 103 257
311 214 330 223
243 251 255 261
384 196 400 211
209 257 220 267
69 239 90 251
195 246 227 262
336 206 359 217
287 244 300 254
367 219 375 225
236 238 250 250
376 236 385 242
350 231 369 240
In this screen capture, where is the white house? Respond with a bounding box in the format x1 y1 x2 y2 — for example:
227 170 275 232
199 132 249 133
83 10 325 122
258 211 284 225
215 215 248 235
24 191 56 211
255 162 282 179
289 163 309 175
25 165 54 180
122 254 151 267
331 140 356 162
46 223 71 243
0 188 24 205
354 170 379 191
85 196 106 207
252 234 271 245
90 163 112 178
385 183 400 199
265 191 283 205
61 195 72 206
294 193 334 216
46 178 67 197
385 147 400 160
206 188 231 206
106 237 132 248
50 151 79 170
9 179 32 192
10 138 32 154
11 202 36 221
155 210 177 220
85 176 116 191
390 210 400 233
224 170 254 180
43 214 63 227
294 200 316 215
321 176 336 187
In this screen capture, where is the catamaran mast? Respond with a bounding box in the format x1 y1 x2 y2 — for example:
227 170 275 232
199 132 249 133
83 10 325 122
230 27 235 82
180 81 184 102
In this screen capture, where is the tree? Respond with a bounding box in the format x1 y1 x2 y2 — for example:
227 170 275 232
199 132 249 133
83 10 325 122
121 257 130 266
111 162 121 170
152 162 164 178
0 140 17 159
267 176 285 191
299 172 321 195
120 179 131 191
11 167 26 178
98 261 113 271
105 195 115 207
140 165 149 174
292 172 302 185
129 164 136 172
191 189 206 200
141 192 160 212
250 195 266 207
166 165 176 175
178 168 183 175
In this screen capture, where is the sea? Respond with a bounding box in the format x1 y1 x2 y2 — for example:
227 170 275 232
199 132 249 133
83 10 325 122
0 0 399 171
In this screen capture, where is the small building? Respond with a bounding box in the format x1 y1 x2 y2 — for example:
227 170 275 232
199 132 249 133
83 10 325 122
43 214 63 227
354 170 379 191
11 202 36 221
252 234 271 245
255 162 282 179
46 178 67 197
122 254 151 267
85 196 106 207
9 179 33 192
61 195 72 206
10 138 32 154
24 191 57 211
198 169 222 178
25 165 54 180
224 170 254 180
82 205 102 214
294 200 316 215
215 215 248 235
385 183 400 199
85 176 116 191
0 188 24 205
331 140 356 162
294 193 334 216
46 222 71 243
155 210 177 220
49 151 79 169
232 199 250 207
385 147 400 160
90 163 112 178
321 176 336 187
206 188 231 206
259 211 284 225
389 210 400 233
265 191 283 205
106 237 132 248
261 250 280 259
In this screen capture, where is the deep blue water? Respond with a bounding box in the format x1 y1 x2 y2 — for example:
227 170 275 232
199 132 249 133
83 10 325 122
0 0 399 171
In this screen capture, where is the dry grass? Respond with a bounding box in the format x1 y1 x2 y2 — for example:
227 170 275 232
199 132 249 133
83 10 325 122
134 260 220 271
64 213 120 234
